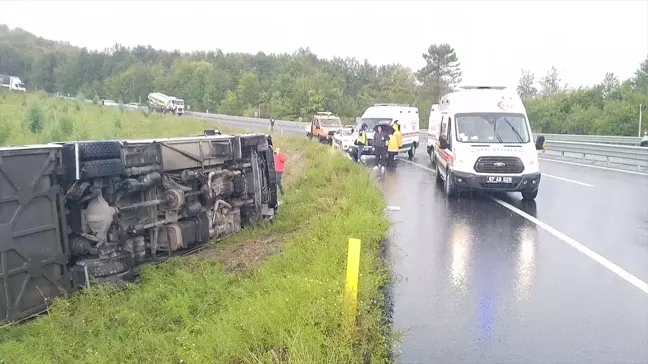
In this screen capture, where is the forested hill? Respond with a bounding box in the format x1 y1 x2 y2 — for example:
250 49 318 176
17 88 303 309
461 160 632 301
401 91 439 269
1 24 647 135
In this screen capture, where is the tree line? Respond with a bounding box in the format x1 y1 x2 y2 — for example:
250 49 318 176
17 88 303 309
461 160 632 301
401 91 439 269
1 24 647 135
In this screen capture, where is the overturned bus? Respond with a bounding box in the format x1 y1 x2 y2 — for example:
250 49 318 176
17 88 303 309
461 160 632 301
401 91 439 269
0 131 278 323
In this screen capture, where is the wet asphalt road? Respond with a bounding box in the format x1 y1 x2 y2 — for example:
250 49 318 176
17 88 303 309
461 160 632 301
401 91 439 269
205 117 648 364
379 150 648 364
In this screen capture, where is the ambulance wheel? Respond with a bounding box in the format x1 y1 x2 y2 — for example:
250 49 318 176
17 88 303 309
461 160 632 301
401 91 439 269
435 162 443 186
429 149 436 166
521 189 539 201
443 167 456 197
408 147 415 160
307 133 312 140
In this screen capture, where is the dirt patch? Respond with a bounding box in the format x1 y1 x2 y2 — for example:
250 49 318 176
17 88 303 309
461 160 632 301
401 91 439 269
201 237 283 273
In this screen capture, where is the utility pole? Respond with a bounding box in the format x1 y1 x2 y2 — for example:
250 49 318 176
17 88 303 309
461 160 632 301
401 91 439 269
640 104 646 137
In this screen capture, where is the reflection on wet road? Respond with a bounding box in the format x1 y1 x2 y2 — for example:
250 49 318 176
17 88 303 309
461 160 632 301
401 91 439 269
375 153 648 364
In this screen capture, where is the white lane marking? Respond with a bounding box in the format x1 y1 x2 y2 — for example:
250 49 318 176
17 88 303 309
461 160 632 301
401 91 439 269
401 158 648 295
542 173 594 187
539 158 648 177
493 198 648 295
399 158 435 172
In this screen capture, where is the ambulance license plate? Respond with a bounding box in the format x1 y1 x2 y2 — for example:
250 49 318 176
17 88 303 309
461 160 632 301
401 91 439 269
486 176 512 183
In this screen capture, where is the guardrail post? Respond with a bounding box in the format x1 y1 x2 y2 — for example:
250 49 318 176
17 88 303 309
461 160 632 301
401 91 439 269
344 238 361 325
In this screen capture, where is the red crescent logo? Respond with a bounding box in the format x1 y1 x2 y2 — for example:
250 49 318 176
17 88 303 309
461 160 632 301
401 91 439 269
497 100 512 110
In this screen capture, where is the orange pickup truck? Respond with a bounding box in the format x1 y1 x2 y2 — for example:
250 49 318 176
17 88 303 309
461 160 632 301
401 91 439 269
306 112 344 143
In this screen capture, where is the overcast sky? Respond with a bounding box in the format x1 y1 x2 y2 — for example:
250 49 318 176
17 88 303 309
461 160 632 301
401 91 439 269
1 0 646 89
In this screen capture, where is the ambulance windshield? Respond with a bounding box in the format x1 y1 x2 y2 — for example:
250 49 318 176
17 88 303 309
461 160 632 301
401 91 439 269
359 118 392 130
455 113 530 143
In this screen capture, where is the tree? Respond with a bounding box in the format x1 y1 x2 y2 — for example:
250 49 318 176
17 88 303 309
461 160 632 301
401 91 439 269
539 66 562 97
517 69 537 100
600 72 620 99
416 44 462 102
2 24 647 136
634 57 648 94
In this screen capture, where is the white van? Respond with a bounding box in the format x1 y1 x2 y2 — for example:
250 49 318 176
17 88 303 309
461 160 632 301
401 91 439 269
430 86 545 200
426 103 441 163
352 103 420 159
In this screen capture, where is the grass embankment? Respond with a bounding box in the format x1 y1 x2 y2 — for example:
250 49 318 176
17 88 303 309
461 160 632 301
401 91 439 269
0 91 392 363
0 91 216 146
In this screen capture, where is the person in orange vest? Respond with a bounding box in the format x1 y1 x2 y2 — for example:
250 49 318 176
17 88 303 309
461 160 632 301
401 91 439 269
387 126 400 167
393 120 403 148
274 147 286 196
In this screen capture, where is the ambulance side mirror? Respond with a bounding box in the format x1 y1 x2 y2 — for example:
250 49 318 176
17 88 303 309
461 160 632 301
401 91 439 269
535 136 545 150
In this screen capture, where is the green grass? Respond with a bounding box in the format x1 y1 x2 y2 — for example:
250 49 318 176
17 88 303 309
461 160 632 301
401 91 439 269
0 90 217 146
0 91 392 363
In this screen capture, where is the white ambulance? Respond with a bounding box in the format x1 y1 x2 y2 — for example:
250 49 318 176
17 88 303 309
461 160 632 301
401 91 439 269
352 103 420 159
430 86 545 200
426 103 441 164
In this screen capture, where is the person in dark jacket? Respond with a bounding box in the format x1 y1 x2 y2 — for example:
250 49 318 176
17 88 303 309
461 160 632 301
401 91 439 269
373 125 389 170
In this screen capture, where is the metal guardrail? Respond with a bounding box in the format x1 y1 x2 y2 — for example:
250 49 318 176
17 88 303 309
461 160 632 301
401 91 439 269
538 133 642 146
186 111 304 135
419 129 643 146
539 140 648 171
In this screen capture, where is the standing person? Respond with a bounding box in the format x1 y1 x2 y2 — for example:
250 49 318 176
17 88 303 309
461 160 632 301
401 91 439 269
373 125 389 170
387 128 400 167
355 125 368 162
393 120 403 149
270 118 275 132
273 147 286 196
386 121 403 167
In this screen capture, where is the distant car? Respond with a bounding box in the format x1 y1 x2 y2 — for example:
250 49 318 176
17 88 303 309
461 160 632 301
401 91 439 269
125 102 149 112
101 99 119 107
333 127 356 151
640 134 648 147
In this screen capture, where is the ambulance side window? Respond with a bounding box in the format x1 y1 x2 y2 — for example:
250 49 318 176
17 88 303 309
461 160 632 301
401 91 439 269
446 117 453 151
439 116 447 137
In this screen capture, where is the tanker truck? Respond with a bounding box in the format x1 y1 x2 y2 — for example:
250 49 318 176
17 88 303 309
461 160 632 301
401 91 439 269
148 92 185 115
0 74 26 92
